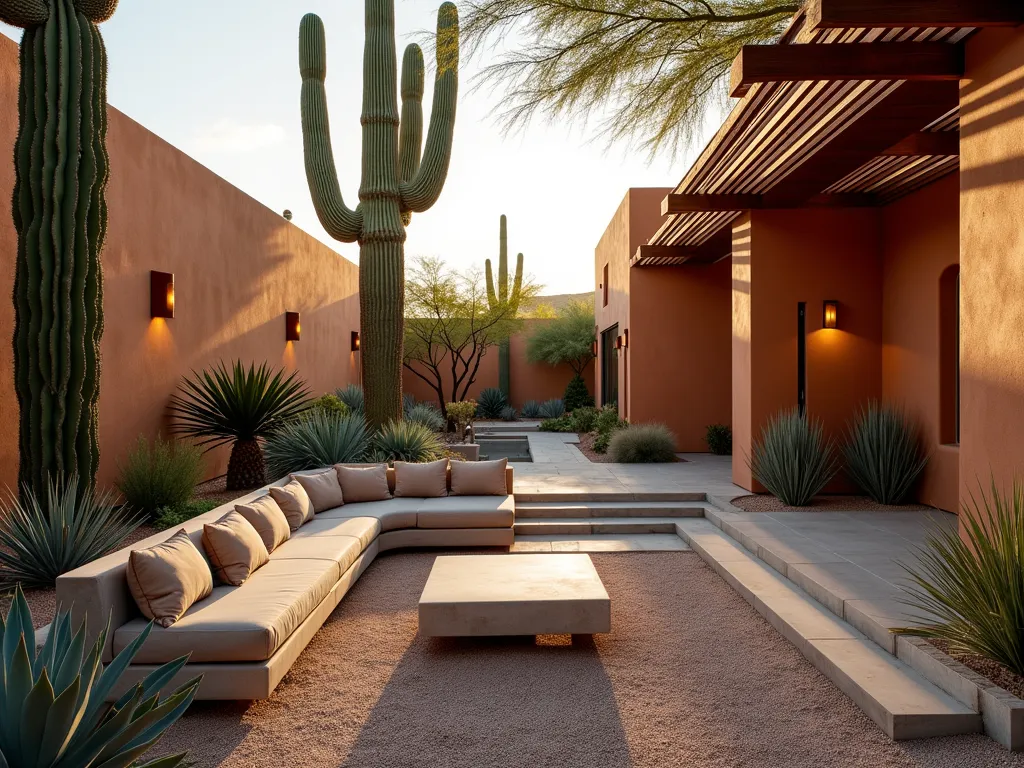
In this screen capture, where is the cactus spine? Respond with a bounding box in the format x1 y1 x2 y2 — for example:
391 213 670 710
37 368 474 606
298 0 458 429
485 214 524 399
5 0 117 498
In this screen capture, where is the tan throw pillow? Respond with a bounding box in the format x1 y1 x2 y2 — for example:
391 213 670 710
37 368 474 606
269 480 315 530
450 458 508 496
335 464 391 503
235 495 290 553
202 511 270 586
293 470 345 513
127 530 213 628
394 458 449 498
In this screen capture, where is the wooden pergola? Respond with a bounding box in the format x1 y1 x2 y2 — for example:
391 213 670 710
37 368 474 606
632 0 1023 268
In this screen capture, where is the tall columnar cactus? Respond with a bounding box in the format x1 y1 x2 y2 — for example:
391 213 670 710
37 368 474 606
4 0 117 499
298 1 458 429
485 214 524 399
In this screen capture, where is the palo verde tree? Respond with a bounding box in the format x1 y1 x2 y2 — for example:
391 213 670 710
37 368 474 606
404 256 539 415
298 0 459 429
4 0 119 499
459 0 798 156
485 214 524 400
527 299 596 409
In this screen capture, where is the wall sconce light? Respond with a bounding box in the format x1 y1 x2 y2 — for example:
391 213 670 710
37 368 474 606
592 340 598 356
286 312 301 341
623 328 629 348
823 300 838 329
150 271 174 319
351 331 361 352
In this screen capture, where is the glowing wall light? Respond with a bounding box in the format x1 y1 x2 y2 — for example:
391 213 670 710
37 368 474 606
351 331 361 352
286 312 301 341
822 300 838 330
150 271 174 319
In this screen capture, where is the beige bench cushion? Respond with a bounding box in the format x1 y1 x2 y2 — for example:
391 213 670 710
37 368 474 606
113 558 339 663
316 498 420 532
269 534 364 576
415 495 515 529
287 516 381 552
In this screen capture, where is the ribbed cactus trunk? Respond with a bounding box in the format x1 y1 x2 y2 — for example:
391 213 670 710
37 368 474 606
298 0 458 430
6 0 117 499
486 214 524 401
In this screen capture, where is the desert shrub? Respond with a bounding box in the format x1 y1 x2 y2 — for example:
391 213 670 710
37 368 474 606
539 398 565 419
477 387 508 419
705 424 732 456
406 402 445 432
373 421 444 463
748 408 838 507
895 481 1024 676
264 410 369 479
501 405 518 421
446 400 477 440
335 383 365 414
521 400 542 418
608 424 677 463
844 402 928 505
403 393 417 417
154 499 220 531
310 393 351 420
563 374 595 412
0 475 143 588
570 406 598 434
540 415 575 432
116 435 204 518
592 405 628 453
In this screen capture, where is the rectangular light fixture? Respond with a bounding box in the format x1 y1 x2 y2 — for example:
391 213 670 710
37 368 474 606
351 330 360 352
150 271 174 319
286 311 301 341
591 340 598 356
823 300 838 329
623 328 629 348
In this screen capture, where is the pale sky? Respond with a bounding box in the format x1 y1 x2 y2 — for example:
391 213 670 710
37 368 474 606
2 0 717 296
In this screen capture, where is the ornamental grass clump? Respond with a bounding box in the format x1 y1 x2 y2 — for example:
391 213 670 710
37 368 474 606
521 400 542 418
844 401 928 505
0 475 143 588
116 436 204 519
373 421 444 463
336 383 365 415
265 410 369 479
538 398 565 419
895 481 1024 677
406 402 445 432
748 408 838 507
608 424 677 463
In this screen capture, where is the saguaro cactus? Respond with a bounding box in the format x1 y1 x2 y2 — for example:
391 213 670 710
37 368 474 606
485 214 524 399
4 0 117 498
298 1 458 429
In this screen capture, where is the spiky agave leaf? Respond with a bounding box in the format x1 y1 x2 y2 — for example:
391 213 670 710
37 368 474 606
373 421 444 463
264 411 370 479
476 388 508 419
843 401 929 505
747 408 839 507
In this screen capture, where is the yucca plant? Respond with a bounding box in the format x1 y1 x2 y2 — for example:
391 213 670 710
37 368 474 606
406 403 445 432
895 481 1024 677
373 421 444 463
500 406 518 422
748 408 839 507
521 400 541 419
538 398 565 419
608 424 677 463
168 361 311 490
0 476 143 589
844 402 928 505
0 585 200 768
476 387 508 419
116 436 204 519
335 384 365 415
265 411 369 479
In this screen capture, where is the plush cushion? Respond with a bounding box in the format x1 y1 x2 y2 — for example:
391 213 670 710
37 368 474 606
202 511 270 586
450 458 508 496
269 480 315 530
335 464 391 503
316 498 420 532
272 529 368 575
126 530 213 628
416 495 515 528
114 558 339 663
235 495 291 553
293 470 345 513
393 458 448 498
289 515 381 551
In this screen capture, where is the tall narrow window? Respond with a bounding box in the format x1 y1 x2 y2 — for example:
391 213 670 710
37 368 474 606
939 266 960 445
602 264 609 307
797 302 807 415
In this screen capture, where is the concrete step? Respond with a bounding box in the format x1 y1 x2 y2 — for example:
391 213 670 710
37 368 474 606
514 492 707 503
675 519 982 741
512 533 689 553
514 517 682 535
514 500 707 517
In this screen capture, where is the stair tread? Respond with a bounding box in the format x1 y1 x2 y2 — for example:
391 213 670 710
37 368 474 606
515 517 684 525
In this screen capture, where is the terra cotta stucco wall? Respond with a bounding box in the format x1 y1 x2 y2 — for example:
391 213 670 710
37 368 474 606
0 35 361 490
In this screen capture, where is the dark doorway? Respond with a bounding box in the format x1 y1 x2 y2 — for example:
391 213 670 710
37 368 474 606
601 324 619 408
797 302 806 415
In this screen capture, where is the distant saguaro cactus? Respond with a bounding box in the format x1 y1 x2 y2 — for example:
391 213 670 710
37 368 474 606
485 214 524 399
4 0 119 498
298 0 459 429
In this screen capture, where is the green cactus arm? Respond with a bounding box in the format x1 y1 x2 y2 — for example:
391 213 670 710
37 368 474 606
510 252 524 313
73 0 118 23
398 44 424 183
0 0 48 27
298 13 362 243
485 259 497 308
497 213 508 303
399 2 458 214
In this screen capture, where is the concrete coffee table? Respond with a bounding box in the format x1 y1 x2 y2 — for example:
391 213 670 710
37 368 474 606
418 554 611 637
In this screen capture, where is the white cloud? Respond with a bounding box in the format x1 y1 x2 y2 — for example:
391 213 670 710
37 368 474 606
192 119 286 154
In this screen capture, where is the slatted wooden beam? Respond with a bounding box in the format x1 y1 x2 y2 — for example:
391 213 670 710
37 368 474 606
661 192 878 215
730 42 964 98
806 0 1024 30
881 131 959 156
632 235 732 267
